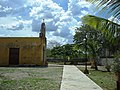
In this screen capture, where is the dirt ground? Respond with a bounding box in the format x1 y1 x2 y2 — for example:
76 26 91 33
0 65 63 90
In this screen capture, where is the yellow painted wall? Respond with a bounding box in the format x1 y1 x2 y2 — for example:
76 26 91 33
0 37 45 66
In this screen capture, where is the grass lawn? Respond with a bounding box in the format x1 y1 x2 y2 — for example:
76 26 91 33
0 66 63 90
78 66 117 90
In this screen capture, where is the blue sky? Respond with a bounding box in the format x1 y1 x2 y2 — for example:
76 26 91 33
0 0 119 48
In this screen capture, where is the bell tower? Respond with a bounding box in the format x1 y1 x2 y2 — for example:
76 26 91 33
39 19 46 37
39 19 47 66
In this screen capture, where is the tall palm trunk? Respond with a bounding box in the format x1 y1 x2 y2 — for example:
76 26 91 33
105 48 111 72
90 51 98 70
91 57 98 70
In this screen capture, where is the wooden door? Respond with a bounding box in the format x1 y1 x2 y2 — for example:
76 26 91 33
9 48 19 65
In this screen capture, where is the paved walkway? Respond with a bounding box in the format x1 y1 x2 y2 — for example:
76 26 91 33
60 65 103 90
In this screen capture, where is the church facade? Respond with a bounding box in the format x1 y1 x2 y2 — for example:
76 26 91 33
0 21 47 66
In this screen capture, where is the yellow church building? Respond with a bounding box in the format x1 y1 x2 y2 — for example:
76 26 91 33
0 21 47 66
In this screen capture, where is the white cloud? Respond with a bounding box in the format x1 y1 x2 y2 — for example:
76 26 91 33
0 0 97 46
68 0 96 20
0 0 29 17
19 20 32 26
81 10 89 15
0 22 24 30
0 16 32 30
108 16 120 25
7 23 24 30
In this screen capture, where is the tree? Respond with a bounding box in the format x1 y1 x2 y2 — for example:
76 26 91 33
86 0 120 19
50 44 75 59
51 46 63 59
46 48 52 58
61 44 74 59
82 15 120 45
74 24 103 70
47 40 61 49
82 15 120 71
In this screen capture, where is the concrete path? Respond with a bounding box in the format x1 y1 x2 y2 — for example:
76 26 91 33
60 65 103 90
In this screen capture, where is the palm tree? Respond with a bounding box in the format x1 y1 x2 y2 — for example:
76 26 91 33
82 15 120 44
82 15 120 71
82 15 120 52
86 0 120 19
74 25 103 70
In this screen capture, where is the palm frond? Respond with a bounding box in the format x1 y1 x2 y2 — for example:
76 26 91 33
86 0 120 19
82 15 120 44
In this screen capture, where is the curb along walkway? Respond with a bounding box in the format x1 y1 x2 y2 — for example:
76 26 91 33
60 65 103 90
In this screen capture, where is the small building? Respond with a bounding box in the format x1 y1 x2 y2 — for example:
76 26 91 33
0 21 47 66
